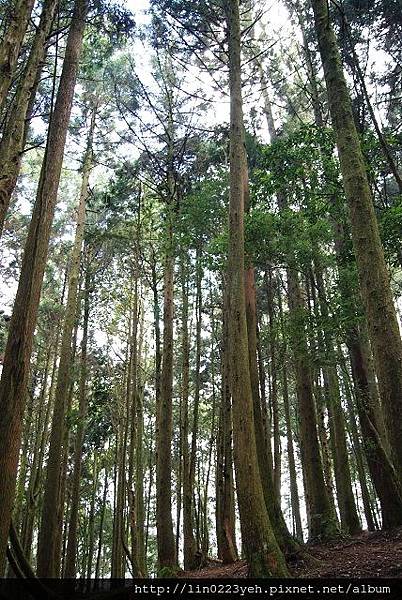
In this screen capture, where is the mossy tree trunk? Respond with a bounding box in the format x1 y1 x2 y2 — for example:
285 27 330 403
312 263 361 535
333 218 402 528
216 281 238 564
224 0 288 577
312 0 402 480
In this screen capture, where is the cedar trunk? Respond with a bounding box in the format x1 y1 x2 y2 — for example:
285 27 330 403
0 0 58 237
156 206 176 572
0 0 87 573
0 0 35 111
224 0 288 577
312 0 402 480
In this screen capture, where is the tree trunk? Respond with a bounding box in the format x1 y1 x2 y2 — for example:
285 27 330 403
135 306 146 576
333 218 402 528
181 256 197 571
312 263 361 535
312 0 402 480
216 282 238 564
265 268 281 502
287 269 338 541
347 328 402 528
156 201 176 572
277 289 304 542
64 263 91 578
0 0 87 573
86 455 98 579
340 366 378 531
258 41 337 542
0 0 58 237
94 467 109 580
224 0 288 577
37 86 90 577
0 0 35 112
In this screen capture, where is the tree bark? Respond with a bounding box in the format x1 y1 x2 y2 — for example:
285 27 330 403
181 256 197 571
312 0 402 480
0 0 58 237
224 0 288 577
37 77 90 576
156 201 176 572
64 262 91 578
0 0 87 573
0 0 35 113
216 282 238 564
312 263 361 535
333 217 402 528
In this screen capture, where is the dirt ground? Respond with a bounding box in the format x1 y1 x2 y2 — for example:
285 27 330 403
180 527 402 578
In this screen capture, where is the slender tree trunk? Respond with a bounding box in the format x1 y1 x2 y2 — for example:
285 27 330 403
203 321 217 558
347 328 402 528
283 361 304 542
151 252 162 404
287 269 338 541
278 289 304 542
19 346 52 555
312 263 361 535
94 467 109 580
135 306 146 576
13 373 37 533
0 0 35 113
256 319 273 474
86 456 98 579
111 338 131 579
144 424 154 562
216 282 238 564
187 243 203 565
156 200 176 572
259 44 337 542
333 218 402 527
0 0 87 572
341 367 377 531
312 0 402 480
181 257 197 571
224 0 288 577
265 268 281 501
127 276 141 578
37 87 90 577
0 0 58 237
64 264 91 578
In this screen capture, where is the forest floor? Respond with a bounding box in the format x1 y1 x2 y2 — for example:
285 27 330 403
180 527 402 578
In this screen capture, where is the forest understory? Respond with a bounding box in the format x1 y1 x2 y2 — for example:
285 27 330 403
181 528 402 579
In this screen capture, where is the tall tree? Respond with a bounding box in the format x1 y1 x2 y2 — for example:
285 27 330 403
0 0 88 574
224 0 288 577
0 0 58 237
0 0 35 112
311 0 402 481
